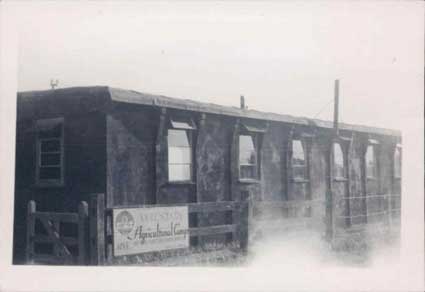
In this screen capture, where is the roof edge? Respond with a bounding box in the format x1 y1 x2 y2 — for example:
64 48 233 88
17 86 401 137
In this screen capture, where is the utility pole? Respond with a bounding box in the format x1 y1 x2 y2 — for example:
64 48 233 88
333 79 340 136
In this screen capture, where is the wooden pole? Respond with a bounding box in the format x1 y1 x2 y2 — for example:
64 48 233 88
333 79 340 136
26 200 36 264
155 108 167 205
78 201 89 265
89 193 105 265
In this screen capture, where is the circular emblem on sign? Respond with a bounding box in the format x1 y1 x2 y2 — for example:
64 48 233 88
115 210 135 236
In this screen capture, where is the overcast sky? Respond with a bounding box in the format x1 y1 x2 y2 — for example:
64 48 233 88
13 1 424 130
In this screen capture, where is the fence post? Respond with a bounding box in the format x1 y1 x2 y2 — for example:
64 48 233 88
26 200 36 264
239 200 250 252
89 193 105 265
106 212 114 262
387 193 393 234
78 201 89 265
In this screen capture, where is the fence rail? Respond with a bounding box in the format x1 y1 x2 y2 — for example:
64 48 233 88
109 201 240 213
335 193 401 220
252 199 325 210
340 194 401 201
248 199 326 239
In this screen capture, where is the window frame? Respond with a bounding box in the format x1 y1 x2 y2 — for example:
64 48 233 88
365 142 379 180
290 138 310 183
332 141 348 181
35 117 65 187
166 116 196 183
288 134 313 216
238 133 261 181
237 120 266 182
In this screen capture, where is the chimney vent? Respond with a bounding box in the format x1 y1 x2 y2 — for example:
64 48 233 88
240 95 246 109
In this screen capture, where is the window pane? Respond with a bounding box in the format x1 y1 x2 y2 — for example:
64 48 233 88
41 140 61 152
366 145 376 178
292 140 305 166
293 165 306 179
168 164 191 181
240 165 256 179
39 167 61 180
333 143 345 178
169 146 191 164
40 153 61 166
394 147 401 177
168 129 190 147
36 118 63 184
239 151 256 165
239 135 256 165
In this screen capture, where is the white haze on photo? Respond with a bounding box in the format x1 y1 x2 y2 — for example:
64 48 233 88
0 1 423 291
245 230 404 291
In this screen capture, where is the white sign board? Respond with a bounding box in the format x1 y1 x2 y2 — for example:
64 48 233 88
112 206 189 256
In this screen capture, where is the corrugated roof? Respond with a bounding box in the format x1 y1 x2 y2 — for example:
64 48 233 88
17 86 401 137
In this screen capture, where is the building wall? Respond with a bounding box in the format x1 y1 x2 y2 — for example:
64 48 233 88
196 115 232 203
13 111 106 263
347 133 367 226
309 136 328 223
105 105 401 238
106 104 157 207
261 122 286 201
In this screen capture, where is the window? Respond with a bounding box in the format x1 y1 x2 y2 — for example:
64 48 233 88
291 140 307 180
333 142 346 179
238 120 266 181
394 146 402 178
365 145 377 179
239 134 259 179
36 118 64 186
289 137 312 216
167 116 196 182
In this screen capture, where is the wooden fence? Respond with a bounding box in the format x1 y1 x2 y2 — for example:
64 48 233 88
26 200 88 265
25 192 400 265
249 199 326 236
333 193 401 242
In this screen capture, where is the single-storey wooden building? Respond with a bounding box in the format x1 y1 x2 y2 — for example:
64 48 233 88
13 86 402 264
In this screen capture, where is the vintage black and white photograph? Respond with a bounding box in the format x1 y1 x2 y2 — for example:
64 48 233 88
0 1 423 291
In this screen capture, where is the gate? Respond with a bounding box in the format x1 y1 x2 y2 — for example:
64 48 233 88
26 200 89 265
